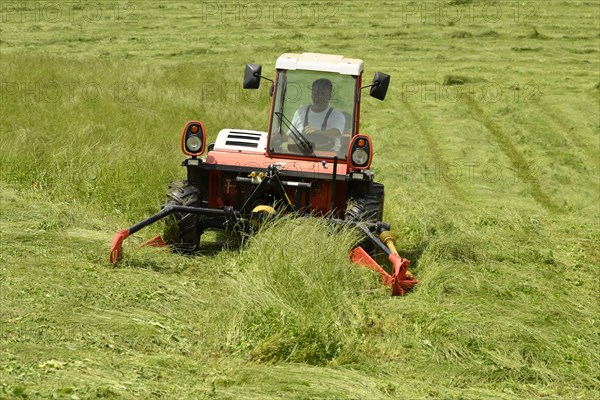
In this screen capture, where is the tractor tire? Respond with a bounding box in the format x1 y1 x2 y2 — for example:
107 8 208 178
163 180 204 254
345 182 385 255
345 182 385 223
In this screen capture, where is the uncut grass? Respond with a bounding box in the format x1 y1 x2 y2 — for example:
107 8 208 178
0 53 271 223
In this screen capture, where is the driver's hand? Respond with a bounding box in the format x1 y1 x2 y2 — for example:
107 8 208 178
303 125 317 135
280 142 289 151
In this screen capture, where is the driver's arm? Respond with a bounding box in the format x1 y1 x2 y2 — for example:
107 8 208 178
287 108 304 136
304 126 340 136
283 108 306 148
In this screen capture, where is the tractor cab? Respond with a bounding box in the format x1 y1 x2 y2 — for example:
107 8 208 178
244 53 389 162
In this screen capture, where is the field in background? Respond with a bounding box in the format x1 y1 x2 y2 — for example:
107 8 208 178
1 1 599 398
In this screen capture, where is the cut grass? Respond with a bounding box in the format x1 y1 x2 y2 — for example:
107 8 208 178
2 182 598 398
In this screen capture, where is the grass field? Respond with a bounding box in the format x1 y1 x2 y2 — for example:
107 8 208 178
1 0 599 398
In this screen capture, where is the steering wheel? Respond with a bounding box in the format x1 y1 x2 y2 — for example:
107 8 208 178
307 133 335 151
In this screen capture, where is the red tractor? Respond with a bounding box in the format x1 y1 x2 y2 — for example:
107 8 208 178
110 53 417 296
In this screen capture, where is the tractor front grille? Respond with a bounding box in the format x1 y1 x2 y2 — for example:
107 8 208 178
213 128 267 153
224 131 262 148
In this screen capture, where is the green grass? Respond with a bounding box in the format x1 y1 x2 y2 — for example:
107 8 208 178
1 1 599 398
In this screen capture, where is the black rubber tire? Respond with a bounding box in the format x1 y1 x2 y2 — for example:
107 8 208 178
345 182 385 254
163 180 204 253
345 182 385 223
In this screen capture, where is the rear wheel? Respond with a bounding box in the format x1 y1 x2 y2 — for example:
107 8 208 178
163 180 204 253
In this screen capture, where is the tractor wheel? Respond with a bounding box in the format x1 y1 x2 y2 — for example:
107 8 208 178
345 182 385 254
163 180 204 253
345 182 385 223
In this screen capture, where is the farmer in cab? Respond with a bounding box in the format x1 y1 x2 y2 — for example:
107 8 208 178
289 78 345 152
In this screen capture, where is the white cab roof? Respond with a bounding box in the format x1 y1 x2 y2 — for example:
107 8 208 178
275 53 364 76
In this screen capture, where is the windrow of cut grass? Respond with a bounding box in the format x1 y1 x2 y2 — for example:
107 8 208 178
214 216 377 365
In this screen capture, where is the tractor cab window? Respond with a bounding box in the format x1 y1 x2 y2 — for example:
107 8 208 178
269 70 357 159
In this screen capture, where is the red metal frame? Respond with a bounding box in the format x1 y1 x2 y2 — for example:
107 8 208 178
265 71 281 158
355 73 362 134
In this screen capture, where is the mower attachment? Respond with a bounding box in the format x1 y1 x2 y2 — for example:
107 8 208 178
350 246 418 296
109 165 417 295
109 229 130 264
109 208 418 295
109 204 239 265
335 220 418 296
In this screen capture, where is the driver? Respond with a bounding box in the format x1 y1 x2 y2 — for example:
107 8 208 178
288 78 345 152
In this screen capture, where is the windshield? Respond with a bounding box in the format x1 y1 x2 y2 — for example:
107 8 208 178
268 70 357 160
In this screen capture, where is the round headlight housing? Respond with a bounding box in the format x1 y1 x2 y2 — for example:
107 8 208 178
351 148 369 166
347 134 372 170
181 121 206 156
186 135 203 153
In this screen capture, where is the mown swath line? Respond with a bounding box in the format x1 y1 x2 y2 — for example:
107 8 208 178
534 101 599 165
463 97 561 213
404 102 464 200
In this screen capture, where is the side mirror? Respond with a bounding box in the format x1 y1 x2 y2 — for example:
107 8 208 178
369 72 390 100
243 63 262 89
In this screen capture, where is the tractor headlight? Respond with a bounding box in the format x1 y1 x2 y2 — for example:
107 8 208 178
181 121 206 156
351 149 369 166
347 135 372 170
186 135 203 153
